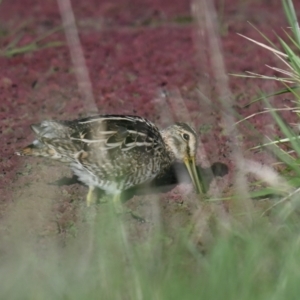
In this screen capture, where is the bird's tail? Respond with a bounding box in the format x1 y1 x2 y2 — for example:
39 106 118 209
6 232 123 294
15 140 49 157
30 120 70 139
15 120 71 159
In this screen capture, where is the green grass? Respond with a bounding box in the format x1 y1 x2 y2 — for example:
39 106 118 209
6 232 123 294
0 23 64 57
2 205 300 300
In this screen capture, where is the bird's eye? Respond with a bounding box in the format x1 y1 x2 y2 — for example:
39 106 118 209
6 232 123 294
183 133 189 141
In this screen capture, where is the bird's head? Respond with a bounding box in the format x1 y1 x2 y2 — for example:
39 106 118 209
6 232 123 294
161 123 202 194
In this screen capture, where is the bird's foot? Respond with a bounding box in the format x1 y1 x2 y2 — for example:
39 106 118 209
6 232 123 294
86 191 146 222
112 194 146 222
127 210 146 223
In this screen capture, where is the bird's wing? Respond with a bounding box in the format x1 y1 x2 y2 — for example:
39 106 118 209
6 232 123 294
69 115 164 153
69 115 165 181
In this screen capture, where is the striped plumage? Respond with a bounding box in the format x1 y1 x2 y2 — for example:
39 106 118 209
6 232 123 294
16 115 202 206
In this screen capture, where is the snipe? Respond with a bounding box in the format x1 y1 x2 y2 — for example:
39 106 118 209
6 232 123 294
16 115 203 210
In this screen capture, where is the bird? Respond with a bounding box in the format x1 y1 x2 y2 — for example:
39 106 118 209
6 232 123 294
15 115 203 212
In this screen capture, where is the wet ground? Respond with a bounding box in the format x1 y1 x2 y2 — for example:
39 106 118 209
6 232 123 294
0 0 299 245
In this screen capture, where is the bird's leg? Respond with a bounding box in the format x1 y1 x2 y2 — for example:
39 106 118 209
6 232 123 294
112 193 123 214
86 186 97 207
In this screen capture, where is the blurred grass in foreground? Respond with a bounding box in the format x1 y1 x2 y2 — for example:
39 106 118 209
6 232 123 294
3 0 300 299
2 207 300 300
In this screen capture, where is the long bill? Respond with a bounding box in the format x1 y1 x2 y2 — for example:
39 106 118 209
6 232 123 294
184 156 203 194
